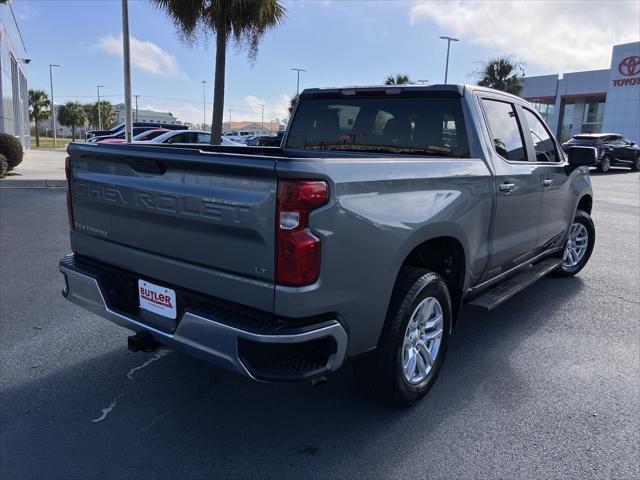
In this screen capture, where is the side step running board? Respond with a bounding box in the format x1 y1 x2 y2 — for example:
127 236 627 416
468 257 562 311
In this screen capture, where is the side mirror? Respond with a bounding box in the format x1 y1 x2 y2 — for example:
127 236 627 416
567 146 597 167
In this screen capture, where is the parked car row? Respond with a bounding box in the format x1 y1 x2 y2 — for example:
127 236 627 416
85 122 187 141
224 130 285 146
86 122 285 147
88 128 244 147
562 133 640 172
245 131 285 147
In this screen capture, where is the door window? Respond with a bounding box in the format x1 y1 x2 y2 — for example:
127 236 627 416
523 108 560 163
481 99 527 162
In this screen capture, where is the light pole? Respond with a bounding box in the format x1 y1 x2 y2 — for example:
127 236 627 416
259 104 266 130
201 80 207 127
133 94 140 122
49 64 60 146
121 0 133 142
290 67 306 96
97 85 104 129
439 36 459 84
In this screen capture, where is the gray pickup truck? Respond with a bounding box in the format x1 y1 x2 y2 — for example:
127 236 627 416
59 84 597 405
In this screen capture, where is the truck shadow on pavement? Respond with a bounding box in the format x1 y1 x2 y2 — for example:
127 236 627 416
1 276 586 479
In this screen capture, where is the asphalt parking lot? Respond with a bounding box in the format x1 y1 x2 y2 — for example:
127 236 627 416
1 169 638 479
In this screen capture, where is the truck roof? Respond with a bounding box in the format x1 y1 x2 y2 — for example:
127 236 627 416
299 84 524 102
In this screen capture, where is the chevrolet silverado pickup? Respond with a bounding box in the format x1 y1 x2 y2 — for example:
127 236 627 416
60 85 597 405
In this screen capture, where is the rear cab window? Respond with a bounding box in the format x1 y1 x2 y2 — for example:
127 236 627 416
286 94 470 157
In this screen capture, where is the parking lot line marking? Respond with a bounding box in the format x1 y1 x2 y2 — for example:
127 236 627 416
126 349 172 380
91 397 119 423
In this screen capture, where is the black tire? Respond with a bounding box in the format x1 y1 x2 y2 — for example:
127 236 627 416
552 209 595 277
631 157 640 172
353 267 452 407
598 155 611 173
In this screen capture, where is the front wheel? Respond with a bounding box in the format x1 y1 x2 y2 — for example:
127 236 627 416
631 157 640 171
353 268 452 406
553 210 595 277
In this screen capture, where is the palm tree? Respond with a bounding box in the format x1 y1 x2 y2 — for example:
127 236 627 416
57 102 87 141
28 89 51 147
84 101 116 130
151 0 286 144
288 93 299 115
476 57 525 95
384 74 412 85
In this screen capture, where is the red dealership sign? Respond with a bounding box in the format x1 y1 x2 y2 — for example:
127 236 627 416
618 56 640 76
612 55 640 87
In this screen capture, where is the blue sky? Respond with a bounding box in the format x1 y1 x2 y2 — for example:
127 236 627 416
14 0 640 124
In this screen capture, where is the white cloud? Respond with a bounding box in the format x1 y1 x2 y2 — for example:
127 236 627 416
243 94 291 122
141 102 202 125
95 35 187 79
410 1 640 72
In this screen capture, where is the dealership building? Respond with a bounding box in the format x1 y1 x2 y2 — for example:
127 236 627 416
520 42 640 143
0 2 29 149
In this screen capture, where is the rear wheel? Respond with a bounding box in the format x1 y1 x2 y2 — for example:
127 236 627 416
553 210 595 277
598 155 611 172
353 268 451 406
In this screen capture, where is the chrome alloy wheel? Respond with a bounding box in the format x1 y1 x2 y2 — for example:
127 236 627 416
562 222 589 269
402 297 444 384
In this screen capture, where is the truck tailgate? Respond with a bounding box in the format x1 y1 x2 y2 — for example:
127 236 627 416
67 143 278 312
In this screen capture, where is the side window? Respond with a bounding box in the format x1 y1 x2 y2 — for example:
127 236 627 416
169 133 188 143
197 133 211 143
523 108 560 162
481 99 527 162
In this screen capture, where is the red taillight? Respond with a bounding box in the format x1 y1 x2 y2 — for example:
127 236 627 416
65 156 74 231
276 180 329 286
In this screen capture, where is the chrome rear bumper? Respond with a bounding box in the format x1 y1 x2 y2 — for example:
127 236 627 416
59 255 347 381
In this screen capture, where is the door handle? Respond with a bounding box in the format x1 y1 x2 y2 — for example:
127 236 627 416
499 182 515 193
542 178 554 188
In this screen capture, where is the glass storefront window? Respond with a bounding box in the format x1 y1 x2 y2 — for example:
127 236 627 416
582 98 606 134
528 99 555 124
559 101 575 143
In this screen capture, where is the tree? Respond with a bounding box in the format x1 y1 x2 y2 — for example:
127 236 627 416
476 57 525 95
288 93 299 115
28 89 51 147
57 102 87 141
384 74 412 85
151 0 286 144
84 101 116 130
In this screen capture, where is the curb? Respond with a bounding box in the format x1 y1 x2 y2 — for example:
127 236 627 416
0 179 67 188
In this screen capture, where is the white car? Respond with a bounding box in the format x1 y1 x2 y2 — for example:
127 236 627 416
223 131 254 144
150 130 244 146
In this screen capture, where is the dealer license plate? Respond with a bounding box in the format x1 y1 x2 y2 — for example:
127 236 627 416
138 279 177 320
